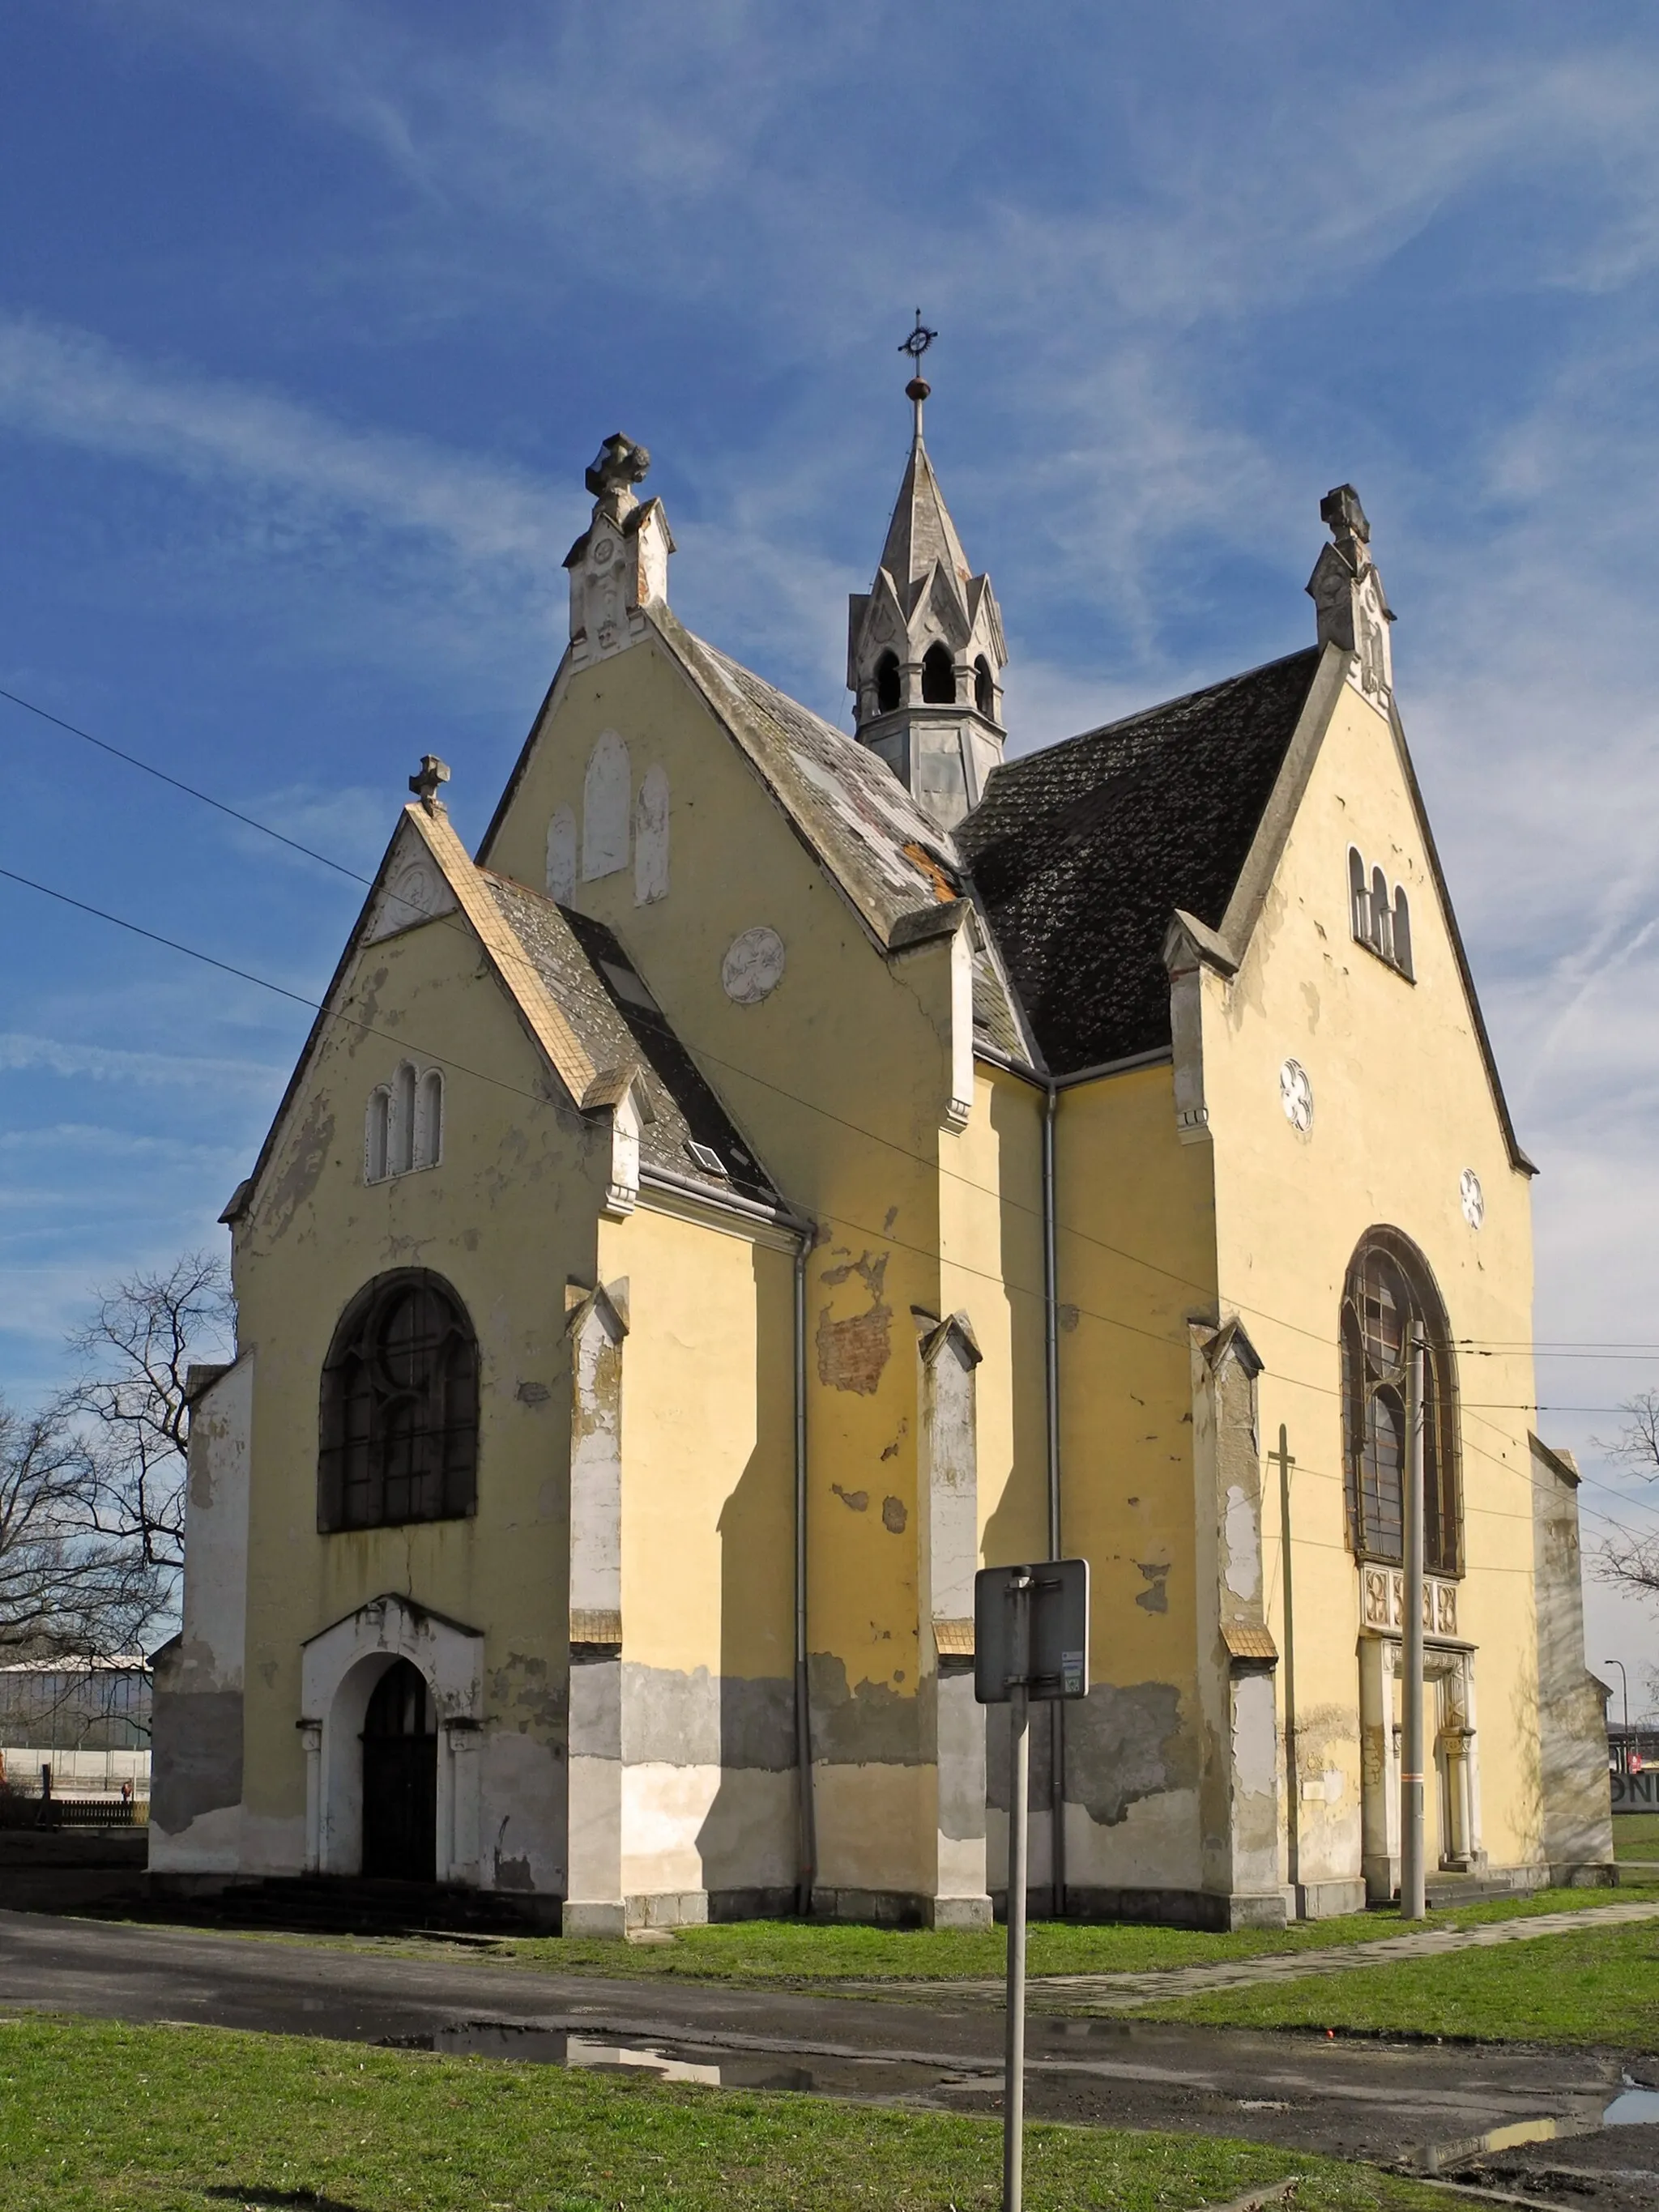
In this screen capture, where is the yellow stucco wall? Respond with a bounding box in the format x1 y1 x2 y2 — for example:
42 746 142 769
1201 678 1542 1877
231 902 609 1877
482 634 974 1896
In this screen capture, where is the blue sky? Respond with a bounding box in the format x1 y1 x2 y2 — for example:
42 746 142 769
4 2 1659 1692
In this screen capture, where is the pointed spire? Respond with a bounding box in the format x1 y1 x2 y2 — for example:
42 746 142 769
846 326 1007 833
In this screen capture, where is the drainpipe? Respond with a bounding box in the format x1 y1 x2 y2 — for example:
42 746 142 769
1042 1080 1066 1917
794 1230 817 1917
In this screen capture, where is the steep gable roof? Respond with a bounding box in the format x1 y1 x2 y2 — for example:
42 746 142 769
957 649 1324 1075
648 611 966 943
485 876 777 1203
226 799 778 1224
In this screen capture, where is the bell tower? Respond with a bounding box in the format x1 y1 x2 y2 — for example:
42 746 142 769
847 322 1007 832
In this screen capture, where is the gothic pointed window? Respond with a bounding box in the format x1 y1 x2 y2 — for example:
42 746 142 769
1349 848 1370 945
365 1087 391 1183
318 1270 479 1532
974 655 994 717
1371 865 1392 963
1341 1231 1460 1575
1392 889 1414 981
391 1063 417 1175
922 642 955 704
875 651 901 714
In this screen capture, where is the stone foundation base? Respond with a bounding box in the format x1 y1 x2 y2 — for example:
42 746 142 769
1549 1860 1618 1888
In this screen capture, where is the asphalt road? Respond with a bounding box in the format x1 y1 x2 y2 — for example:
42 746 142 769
2 1908 1655 2206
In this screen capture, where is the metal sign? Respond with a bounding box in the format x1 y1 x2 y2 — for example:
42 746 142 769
973 1559 1091 2212
974 1559 1090 1706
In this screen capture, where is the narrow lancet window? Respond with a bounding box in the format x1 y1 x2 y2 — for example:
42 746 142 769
875 651 901 714
413 1069 443 1170
921 642 955 704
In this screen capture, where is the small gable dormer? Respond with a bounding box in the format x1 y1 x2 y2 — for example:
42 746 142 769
847 372 1007 833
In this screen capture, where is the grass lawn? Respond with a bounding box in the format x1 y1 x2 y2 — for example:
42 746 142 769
478 1882 1659 1985
1614 1812 1659 1862
1124 1916 1659 2049
0 2014 1448 2212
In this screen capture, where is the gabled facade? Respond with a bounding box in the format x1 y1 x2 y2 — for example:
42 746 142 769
152 404 1611 1933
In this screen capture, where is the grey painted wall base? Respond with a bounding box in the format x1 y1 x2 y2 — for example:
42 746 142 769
563 1899 627 1938
809 1886 935 1928
1295 1878 1367 1920
925 1893 993 1930
1039 1883 1290 1933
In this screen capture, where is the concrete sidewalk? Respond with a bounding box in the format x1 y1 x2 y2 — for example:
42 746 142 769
876 1898 1659 2010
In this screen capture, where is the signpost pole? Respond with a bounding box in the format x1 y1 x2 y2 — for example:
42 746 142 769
1003 1573 1031 2212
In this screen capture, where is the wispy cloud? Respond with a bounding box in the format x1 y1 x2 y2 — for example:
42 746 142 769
0 1032 284 1093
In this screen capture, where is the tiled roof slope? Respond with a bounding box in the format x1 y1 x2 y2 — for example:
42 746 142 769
958 649 1322 1075
652 612 963 941
485 875 777 1205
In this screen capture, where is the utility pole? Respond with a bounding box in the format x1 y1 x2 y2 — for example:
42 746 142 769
1401 1323 1427 1920
1272 1426 1299 1896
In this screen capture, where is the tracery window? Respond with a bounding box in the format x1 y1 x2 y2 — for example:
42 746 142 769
318 1270 479 1532
1340 1231 1460 1575
1348 846 1414 981
365 1064 442 1183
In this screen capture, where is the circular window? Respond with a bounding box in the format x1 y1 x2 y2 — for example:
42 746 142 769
1460 1169 1485 1230
1280 1058 1313 1134
721 925 787 1005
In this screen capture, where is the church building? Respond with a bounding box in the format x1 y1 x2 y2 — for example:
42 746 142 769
151 369 1612 1931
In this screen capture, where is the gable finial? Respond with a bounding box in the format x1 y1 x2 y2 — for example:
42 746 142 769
585 433 650 524
899 309 936 439
1307 484 1393 705
408 754 450 813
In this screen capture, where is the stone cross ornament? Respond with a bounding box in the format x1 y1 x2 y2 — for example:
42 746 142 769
408 754 451 812
585 433 651 522
1306 481 1394 705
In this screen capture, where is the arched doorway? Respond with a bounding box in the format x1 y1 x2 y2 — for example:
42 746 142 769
360 1658 437 1882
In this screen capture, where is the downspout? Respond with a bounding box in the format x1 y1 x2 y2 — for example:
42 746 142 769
1043 1080 1066 1917
794 1230 817 1917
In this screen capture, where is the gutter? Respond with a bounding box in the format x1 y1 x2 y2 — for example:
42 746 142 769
793 1230 817 1916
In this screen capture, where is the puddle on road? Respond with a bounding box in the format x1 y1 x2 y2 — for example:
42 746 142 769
379 2021 962 2100
1420 2080 1659 2175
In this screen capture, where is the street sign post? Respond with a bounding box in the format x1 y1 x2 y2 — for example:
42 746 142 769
975 1560 1090 2212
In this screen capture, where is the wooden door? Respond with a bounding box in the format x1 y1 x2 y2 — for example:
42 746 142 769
360 1659 437 1882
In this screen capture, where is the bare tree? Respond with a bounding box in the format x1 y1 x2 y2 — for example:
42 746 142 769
63 1251 235 1579
1593 1390 1659 1600
0 1396 165 1661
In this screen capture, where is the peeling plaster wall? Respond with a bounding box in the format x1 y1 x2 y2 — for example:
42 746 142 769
1530 1443 1614 1874
1202 679 1547 1886
595 1202 797 1920
151 1355 254 1871
483 634 971 1913
1042 1064 1216 1906
228 903 609 1893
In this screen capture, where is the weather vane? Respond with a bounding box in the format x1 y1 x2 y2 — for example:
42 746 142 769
900 310 936 437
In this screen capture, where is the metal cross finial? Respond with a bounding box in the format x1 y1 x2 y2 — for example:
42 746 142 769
900 309 937 367
900 312 937 438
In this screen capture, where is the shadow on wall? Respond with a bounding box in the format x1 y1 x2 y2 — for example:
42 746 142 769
697 1242 797 1911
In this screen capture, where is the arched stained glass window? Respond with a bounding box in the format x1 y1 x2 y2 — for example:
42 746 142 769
318 1270 478 1532
1340 1231 1460 1575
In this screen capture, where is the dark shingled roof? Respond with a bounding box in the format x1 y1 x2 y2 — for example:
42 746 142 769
958 649 1322 1075
484 876 778 1205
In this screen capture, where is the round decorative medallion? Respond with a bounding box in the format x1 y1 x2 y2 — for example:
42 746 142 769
590 536 616 565
721 925 787 1005
1460 1169 1485 1230
1279 1057 1313 1133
